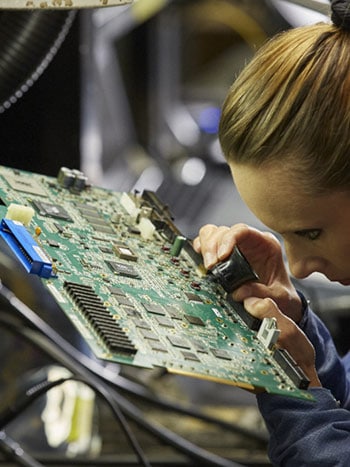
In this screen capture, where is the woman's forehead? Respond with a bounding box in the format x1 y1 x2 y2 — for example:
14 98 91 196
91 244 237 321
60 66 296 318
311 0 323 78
229 162 349 233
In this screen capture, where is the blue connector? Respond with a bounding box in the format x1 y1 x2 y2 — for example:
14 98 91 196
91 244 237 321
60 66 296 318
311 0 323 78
0 218 53 278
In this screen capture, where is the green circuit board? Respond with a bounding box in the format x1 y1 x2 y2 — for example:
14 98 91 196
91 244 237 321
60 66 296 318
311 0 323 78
0 165 314 401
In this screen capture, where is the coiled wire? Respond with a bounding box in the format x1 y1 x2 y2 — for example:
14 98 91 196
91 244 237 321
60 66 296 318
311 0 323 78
0 10 77 113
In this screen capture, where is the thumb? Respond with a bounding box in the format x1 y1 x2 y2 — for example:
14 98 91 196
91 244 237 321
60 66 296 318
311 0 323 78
244 296 280 320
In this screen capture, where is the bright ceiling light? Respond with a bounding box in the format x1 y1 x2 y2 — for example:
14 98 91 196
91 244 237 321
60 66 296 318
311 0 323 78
0 0 132 9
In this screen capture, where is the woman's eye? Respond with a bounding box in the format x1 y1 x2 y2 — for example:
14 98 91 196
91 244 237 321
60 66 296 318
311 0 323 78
295 229 322 241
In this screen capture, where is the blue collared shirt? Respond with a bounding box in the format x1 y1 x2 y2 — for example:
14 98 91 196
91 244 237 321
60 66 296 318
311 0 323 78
257 299 350 466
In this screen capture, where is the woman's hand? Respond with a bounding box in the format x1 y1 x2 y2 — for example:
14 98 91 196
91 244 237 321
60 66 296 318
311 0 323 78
244 297 321 387
193 223 303 323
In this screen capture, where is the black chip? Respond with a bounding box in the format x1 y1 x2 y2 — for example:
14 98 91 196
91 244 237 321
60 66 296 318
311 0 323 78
113 243 138 262
134 319 152 330
107 261 140 279
54 222 64 233
115 296 134 307
92 224 115 234
109 287 126 296
185 292 203 303
150 343 168 352
192 340 208 353
167 335 191 349
100 246 114 255
141 329 159 341
47 240 60 248
128 226 141 235
123 307 142 318
85 216 107 225
78 207 101 218
32 200 72 221
166 305 183 319
182 351 201 362
211 348 232 360
184 315 205 326
142 302 166 315
155 316 175 328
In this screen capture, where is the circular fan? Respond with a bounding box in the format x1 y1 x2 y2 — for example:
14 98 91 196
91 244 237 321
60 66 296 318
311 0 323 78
0 10 76 112
0 0 131 7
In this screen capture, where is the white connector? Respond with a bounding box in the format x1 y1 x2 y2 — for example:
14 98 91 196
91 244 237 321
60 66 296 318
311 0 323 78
257 317 280 350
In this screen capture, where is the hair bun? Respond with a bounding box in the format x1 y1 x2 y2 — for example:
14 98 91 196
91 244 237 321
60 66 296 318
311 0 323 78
331 0 350 30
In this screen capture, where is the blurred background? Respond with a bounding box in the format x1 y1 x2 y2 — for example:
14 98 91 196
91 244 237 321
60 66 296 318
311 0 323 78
0 0 330 238
1 1 348 466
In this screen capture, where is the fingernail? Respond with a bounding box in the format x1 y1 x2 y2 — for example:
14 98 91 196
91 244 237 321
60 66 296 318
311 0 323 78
204 253 216 268
218 244 230 258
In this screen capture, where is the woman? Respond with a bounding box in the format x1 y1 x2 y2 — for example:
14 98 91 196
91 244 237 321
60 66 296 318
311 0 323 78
193 1 350 465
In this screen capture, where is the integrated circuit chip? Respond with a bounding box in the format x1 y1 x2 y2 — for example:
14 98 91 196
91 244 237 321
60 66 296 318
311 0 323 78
134 319 152 330
109 286 126 296
185 292 203 303
182 351 201 362
166 305 183 319
77 204 115 234
142 302 166 315
0 164 313 401
123 307 142 318
114 296 134 307
211 348 232 360
184 314 205 326
150 343 168 352
113 243 138 261
155 316 175 328
106 261 140 279
6 174 47 196
32 200 72 221
167 335 191 349
141 329 159 341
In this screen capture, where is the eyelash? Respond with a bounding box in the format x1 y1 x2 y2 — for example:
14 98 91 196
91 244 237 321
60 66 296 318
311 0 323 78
295 230 322 241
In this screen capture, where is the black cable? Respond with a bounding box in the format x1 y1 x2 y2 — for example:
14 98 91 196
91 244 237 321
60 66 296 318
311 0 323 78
0 251 266 446
0 319 150 467
0 431 45 467
0 294 267 443
0 290 245 467
0 374 151 467
107 378 268 444
0 377 69 429
0 319 267 464
20 327 244 467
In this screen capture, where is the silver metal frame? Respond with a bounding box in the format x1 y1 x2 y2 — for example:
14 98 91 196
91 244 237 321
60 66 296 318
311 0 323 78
0 0 132 9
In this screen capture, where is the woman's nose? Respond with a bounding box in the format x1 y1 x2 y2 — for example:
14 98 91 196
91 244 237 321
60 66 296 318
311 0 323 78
285 244 324 279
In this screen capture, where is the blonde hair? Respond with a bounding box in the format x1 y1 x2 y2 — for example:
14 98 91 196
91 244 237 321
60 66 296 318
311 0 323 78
219 23 350 194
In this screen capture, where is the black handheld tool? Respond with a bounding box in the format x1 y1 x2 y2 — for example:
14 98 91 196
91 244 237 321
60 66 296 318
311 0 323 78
210 246 259 293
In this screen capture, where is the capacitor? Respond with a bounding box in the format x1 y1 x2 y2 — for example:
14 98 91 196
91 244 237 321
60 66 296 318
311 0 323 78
57 167 75 188
170 235 186 257
72 171 88 192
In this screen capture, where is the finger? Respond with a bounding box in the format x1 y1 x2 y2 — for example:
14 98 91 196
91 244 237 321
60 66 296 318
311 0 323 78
198 225 231 269
193 224 218 255
233 282 276 303
244 297 316 371
200 224 256 268
192 236 201 252
244 296 279 321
